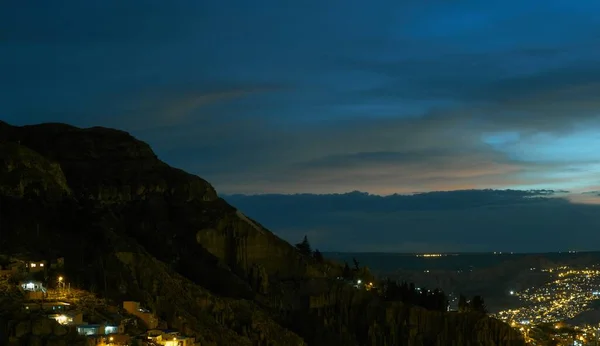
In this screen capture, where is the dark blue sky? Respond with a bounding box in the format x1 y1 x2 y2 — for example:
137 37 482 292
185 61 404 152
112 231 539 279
3 0 600 198
3 1 600 251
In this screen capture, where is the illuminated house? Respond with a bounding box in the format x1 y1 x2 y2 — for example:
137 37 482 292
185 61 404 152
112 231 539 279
21 281 46 292
24 301 71 312
147 330 195 346
10 256 64 273
20 280 47 299
123 301 159 329
101 334 131 345
76 323 120 336
48 311 83 325
77 324 102 336
24 260 47 273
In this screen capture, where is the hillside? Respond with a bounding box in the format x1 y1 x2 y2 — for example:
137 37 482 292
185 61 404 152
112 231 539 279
0 121 524 345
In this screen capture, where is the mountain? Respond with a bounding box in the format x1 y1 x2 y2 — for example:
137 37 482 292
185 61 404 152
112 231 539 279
0 121 524 345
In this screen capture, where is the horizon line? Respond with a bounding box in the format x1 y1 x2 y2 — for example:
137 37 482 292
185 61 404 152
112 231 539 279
221 188 579 197
322 250 598 255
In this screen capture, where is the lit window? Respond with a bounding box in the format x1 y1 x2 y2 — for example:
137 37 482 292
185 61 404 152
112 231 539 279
39 263 44 267
30 263 36 268
105 326 118 334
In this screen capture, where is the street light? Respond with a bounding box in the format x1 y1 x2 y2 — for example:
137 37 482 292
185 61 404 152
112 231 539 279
58 276 63 282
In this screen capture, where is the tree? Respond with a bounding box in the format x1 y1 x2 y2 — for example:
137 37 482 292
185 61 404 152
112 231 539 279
313 249 324 263
383 279 448 312
352 257 360 271
470 295 487 313
458 294 469 312
295 235 312 255
342 262 352 279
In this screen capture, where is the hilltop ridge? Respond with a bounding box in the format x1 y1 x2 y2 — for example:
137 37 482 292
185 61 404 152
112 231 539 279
0 121 524 345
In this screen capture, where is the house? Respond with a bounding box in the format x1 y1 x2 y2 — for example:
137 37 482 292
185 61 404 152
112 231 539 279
10 255 64 273
49 311 84 325
43 301 71 311
77 324 103 336
146 329 196 346
123 301 159 329
24 260 47 273
76 323 120 336
24 301 72 312
86 334 131 346
21 280 46 292
20 280 47 299
102 334 130 345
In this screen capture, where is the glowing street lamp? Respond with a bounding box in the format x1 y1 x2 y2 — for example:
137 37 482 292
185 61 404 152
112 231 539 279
58 276 63 282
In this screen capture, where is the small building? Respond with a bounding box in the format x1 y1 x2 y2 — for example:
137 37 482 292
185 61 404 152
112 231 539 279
48 311 83 325
45 301 71 312
76 323 120 336
21 280 47 299
77 324 102 336
147 329 195 346
24 260 47 273
24 301 72 312
21 281 46 292
123 301 159 329
103 334 130 345
104 324 119 334
10 255 64 273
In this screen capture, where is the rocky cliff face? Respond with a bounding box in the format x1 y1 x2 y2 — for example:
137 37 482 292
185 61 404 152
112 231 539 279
0 121 524 346
0 142 70 200
0 122 318 282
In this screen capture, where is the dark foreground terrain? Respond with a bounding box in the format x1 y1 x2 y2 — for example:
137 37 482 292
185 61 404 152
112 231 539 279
0 121 524 345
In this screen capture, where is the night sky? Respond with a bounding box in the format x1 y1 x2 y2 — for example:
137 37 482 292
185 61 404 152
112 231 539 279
3 1 600 251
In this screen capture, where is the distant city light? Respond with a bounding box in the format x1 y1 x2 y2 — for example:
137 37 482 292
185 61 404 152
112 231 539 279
510 291 514 295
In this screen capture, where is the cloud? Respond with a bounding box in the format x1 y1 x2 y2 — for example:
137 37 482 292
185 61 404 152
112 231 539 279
109 86 285 131
223 190 600 252
6 0 600 252
3 0 600 198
